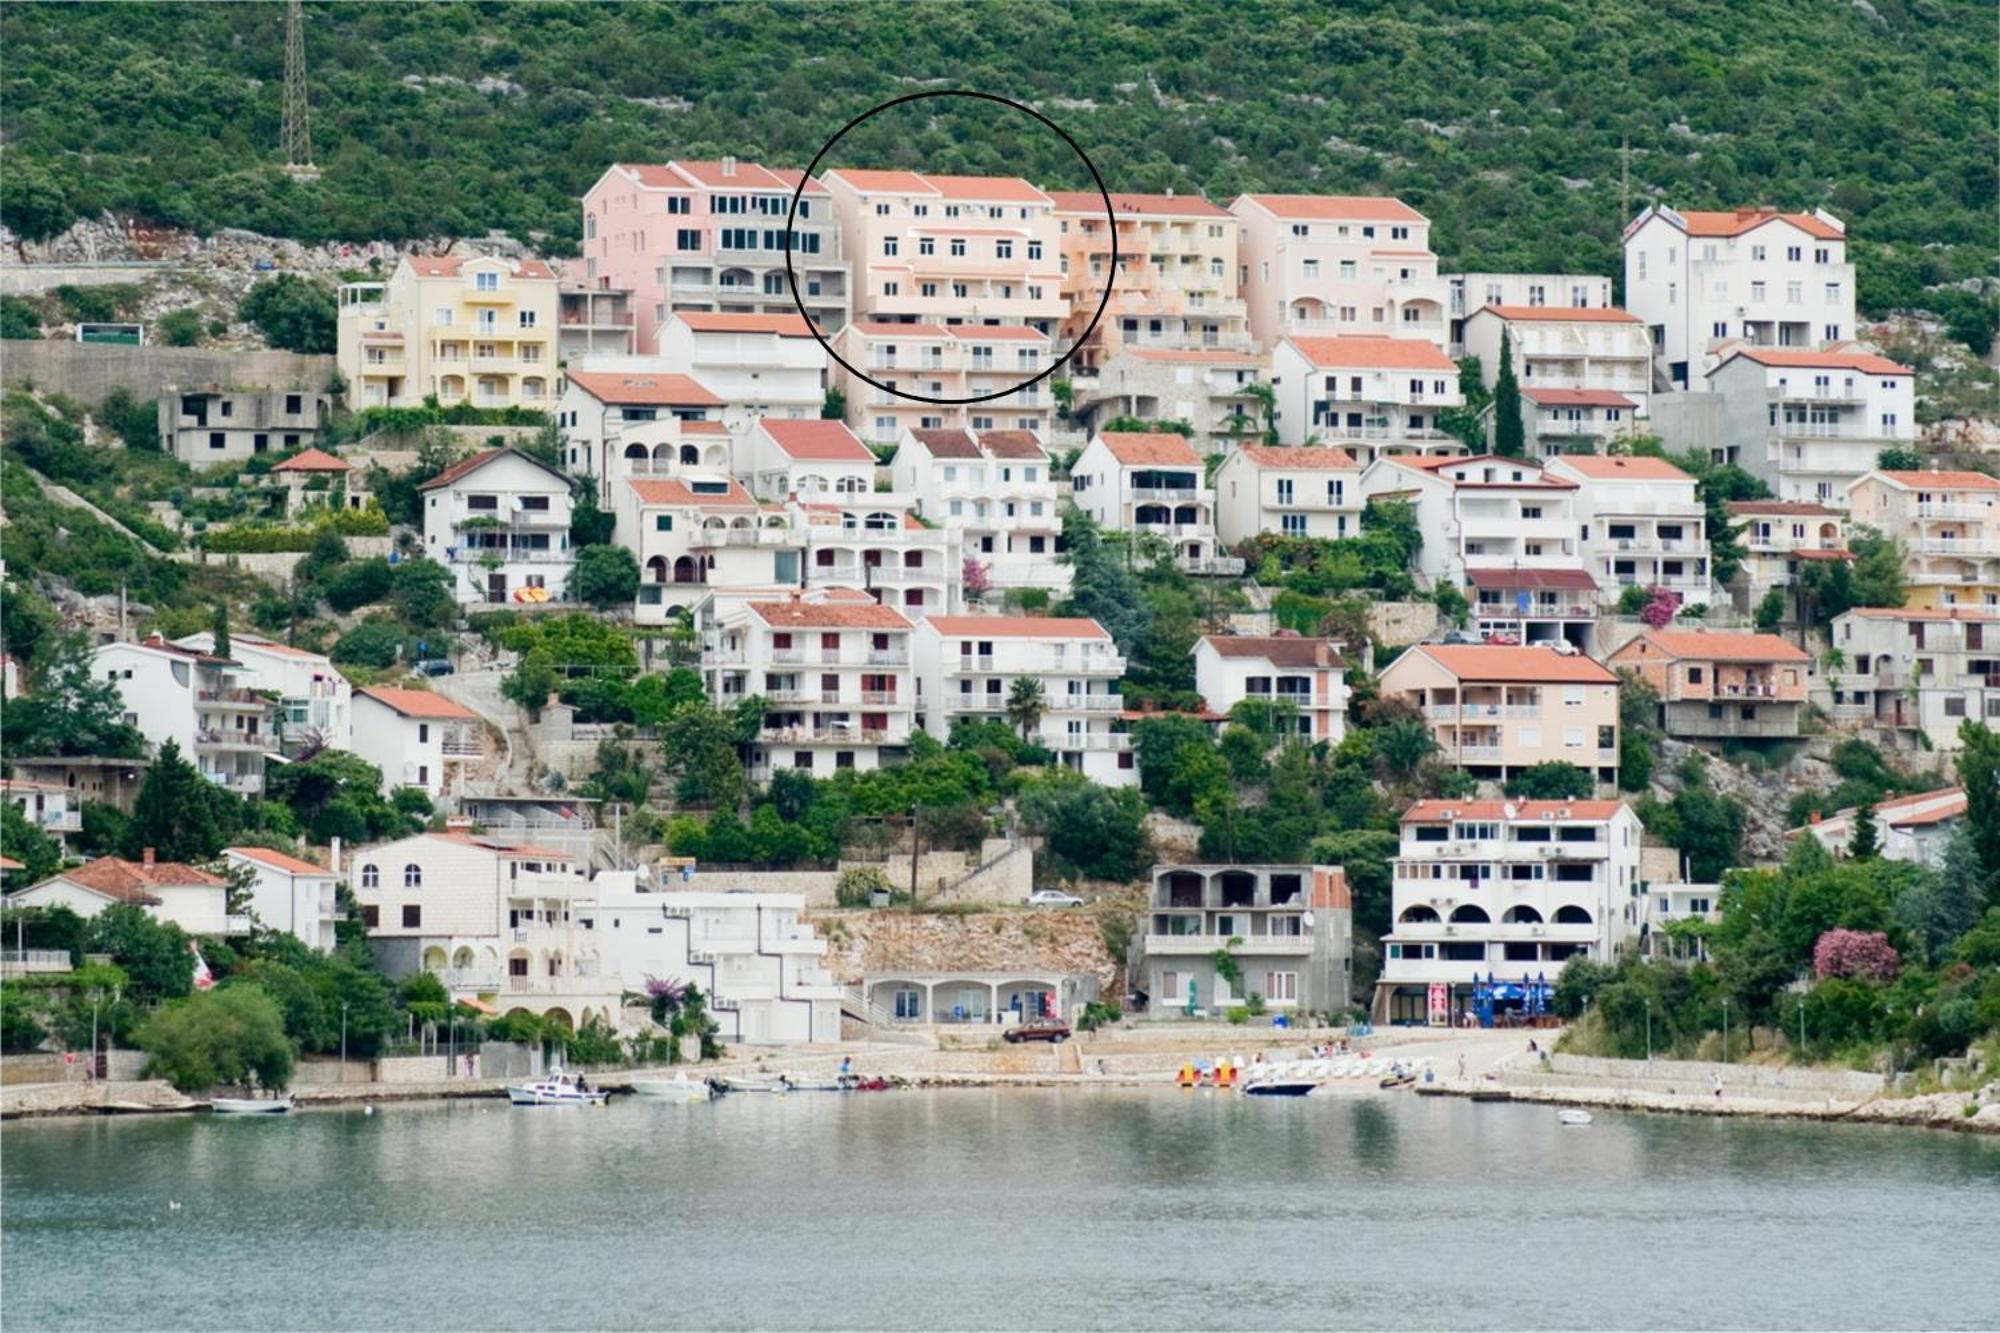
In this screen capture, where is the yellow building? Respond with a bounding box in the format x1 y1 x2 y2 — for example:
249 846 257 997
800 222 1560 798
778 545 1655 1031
338 255 560 410
1845 469 2000 611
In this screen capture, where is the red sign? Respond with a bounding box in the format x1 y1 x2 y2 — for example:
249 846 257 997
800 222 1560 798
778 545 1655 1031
64 1052 77 1065
1426 982 1449 1026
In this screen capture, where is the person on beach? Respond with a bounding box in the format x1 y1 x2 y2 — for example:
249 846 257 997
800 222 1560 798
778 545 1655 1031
1713 1074 1723 1100
1457 1054 1466 1080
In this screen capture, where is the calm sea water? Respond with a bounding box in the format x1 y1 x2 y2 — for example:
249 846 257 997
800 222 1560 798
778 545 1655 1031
2 1090 1994 1331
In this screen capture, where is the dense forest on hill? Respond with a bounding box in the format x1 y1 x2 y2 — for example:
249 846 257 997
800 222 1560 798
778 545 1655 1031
1 0 1994 337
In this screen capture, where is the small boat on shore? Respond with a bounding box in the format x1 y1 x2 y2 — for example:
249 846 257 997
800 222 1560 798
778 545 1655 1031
505 1073 608 1107
1558 1108 1594 1126
211 1092 294 1115
1243 1078 1316 1097
629 1074 713 1103
712 1075 790 1095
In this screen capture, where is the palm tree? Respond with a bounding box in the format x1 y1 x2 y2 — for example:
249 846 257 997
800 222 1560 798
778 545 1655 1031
1005 676 1046 745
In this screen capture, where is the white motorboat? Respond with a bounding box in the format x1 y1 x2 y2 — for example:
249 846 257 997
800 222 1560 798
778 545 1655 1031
211 1092 294 1115
713 1075 790 1094
505 1073 608 1107
629 1074 713 1103
1558 1108 1594 1126
1239 1060 1320 1097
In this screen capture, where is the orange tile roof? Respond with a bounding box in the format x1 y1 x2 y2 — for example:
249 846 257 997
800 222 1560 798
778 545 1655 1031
626 477 757 508
1726 500 1843 517
1674 208 1842 241
908 429 982 459
564 371 723 407
1044 190 1230 219
680 420 729 436
228 846 330 876
1869 470 2000 491
270 447 350 474
1237 194 1426 223
1723 348 1911 376
1408 645 1618 683
672 311 815 336
664 159 828 194
1096 431 1203 467
356 686 478 720
748 600 913 631
1613 631 1811 664
825 168 936 194
429 831 576 860
950 325 1046 341
1522 389 1639 409
416 446 569 492
1394 456 1577 491
974 430 1047 461
923 174 1052 204
1403 799 1627 823
0 856 21 872
759 419 875 463
848 321 953 338
1199 635 1346 669
1235 445 1360 471
925 615 1109 639
405 255 555 281
55 856 227 903
1553 454 1690 481
1476 305 1641 324
1284 335 1457 372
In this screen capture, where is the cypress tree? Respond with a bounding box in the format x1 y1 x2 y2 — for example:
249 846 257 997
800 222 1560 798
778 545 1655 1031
1492 328 1525 458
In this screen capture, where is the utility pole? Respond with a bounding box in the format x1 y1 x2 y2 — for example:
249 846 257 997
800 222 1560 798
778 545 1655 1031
908 800 922 915
282 0 319 181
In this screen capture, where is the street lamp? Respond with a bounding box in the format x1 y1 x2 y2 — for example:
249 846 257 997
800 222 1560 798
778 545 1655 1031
340 1000 350 1077
88 988 103 1082
1721 997 1731 1064
1797 995 1807 1060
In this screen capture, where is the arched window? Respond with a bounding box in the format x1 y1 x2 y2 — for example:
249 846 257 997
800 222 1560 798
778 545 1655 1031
679 444 698 465
1502 905 1544 924
1398 905 1440 924
624 442 648 460
1449 904 1491 924
404 864 423 889
585 212 597 240
361 864 379 890
1554 905 1593 925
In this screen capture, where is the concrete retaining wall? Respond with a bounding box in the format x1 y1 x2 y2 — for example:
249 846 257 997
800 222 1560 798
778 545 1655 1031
1517 1053 1884 1100
1 341 336 403
172 536 393 585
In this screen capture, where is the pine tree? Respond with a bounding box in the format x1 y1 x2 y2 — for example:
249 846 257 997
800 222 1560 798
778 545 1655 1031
1492 329 1525 458
122 740 228 864
1847 804 1881 860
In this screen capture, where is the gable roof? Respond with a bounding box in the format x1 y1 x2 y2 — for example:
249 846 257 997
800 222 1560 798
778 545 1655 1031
563 370 723 407
671 311 816 337
404 255 556 281
948 325 1046 342
1475 305 1641 324
1718 348 1911 376
1522 388 1639 409
616 161 828 195
355 686 477 720
907 428 982 460
1044 190 1230 219
974 430 1048 461
1726 500 1843 517
417 446 569 492
227 846 331 876
747 600 914 631
1095 431 1203 467
1236 194 1426 223
1465 566 1598 591
1198 635 1346 669
1612 630 1811 664
758 419 875 463
51 856 227 904
1234 445 1360 471
925 615 1110 640
825 170 1049 204
1866 470 2000 492
1552 454 1690 481
1671 207 1843 241
1404 644 1617 683
1283 335 1456 372
626 477 758 509
270 447 350 474
1392 456 1577 491
1403 799 1627 823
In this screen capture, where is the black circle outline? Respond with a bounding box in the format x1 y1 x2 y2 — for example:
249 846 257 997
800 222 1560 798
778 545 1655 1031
784 90 1118 407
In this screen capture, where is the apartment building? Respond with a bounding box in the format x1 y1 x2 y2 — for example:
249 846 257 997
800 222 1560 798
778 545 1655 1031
1358 454 1597 651
352 831 618 1028
1376 645 1620 786
1231 194 1448 348
1068 347 1266 455
579 872 844 1044
1827 608 2000 749
1212 445 1362 546
1640 883 1724 961
1268 335 1462 458
1460 305 1651 411
555 369 725 492
891 428 1068 595
11 852 240 939
1794 786 1966 870
157 385 330 467
579 159 848 351
337 254 560 409
1445 272 1614 354
1373 800 1643 1025
418 446 575 606
1725 499 1850 608
1518 388 1643 456
1132 863 1353 1019
1045 190 1250 373
94 635 277 797
615 474 805 623
0 779 81 852
1685 348 1917 505
224 846 340 954
1622 204 1856 389
350 686 481 801
1192 635 1348 745
172 632 351 755
1607 630 1812 742
835 322 1054 446
1545 454 1712 607
912 615 1131 785
821 170 1063 334
703 594 918 777
656 311 827 421
555 279 637 362
736 415 875 501
797 494 959 620
1069 430 1237 575
4 756 149 815
1845 469 2000 610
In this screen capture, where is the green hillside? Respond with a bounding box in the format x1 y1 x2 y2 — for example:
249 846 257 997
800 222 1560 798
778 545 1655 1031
2 0 1994 341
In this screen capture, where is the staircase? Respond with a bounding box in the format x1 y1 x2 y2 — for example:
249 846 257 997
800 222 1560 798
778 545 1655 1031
930 837 1030 902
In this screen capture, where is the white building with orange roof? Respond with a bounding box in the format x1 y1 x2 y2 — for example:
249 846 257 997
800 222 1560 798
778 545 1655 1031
350 686 482 801
93 634 279 797
1069 345 1268 455
1546 454 1713 606
1070 429 1237 574
1607 630 1812 742
224 846 340 953
891 428 1067 596
702 594 918 778
1212 444 1363 545
913 614 1131 784
418 446 575 605
554 368 725 493
796 497 958 621
11 853 240 938
1845 469 2000 610
579 159 849 351
1192 634 1348 745
1377 644 1621 786
1444 272 1614 354
833 322 1054 445
613 473 805 623
654 311 828 421
1725 499 1851 607
1230 194 1448 348
158 384 331 466
1517 388 1643 455
1359 454 1597 651
337 253 560 409
0 777 82 850
1044 190 1250 373
1461 305 1652 411
1827 607 2000 748
1269 335 1462 457
173 631 351 755
1694 347 1916 505
1793 786 1967 869
1622 203 1856 389
741 416 878 499
1374 798 1643 1025
821 169 1063 333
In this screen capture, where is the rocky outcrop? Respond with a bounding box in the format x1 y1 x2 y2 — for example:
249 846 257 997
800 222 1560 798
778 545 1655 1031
811 908 1117 994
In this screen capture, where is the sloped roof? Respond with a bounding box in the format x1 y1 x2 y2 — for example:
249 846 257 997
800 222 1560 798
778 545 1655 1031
907 429 982 460
355 686 477 720
926 616 1109 639
1235 445 1360 471
1553 454 1690 481
1673 208 1842 240
1096 431 1202 467
1465 566 1598 591
1044 190 1230 218
1199 635 1345 669
747 600 913 631
563 371 723 407
1475 305 1640 324
975 431 1048 461
1613 630 1811 664
1284 335 1456 372
759 419 875 463
672 311 816 337
416 447 569 492
1522 389 1639 409
1408 644 1617 683
1869 470 2000 491
626 477 758 508
1720 348 1911 376
227 846 331 876
1236 194 1426 223
404 255 557 281
52 856 227 904
1726 500 1843 517
1403 799 1627 823
270 447 350 474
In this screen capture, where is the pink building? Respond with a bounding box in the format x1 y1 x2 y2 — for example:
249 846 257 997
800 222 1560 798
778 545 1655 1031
1230 194 1449 349
579 158 850 352
821 171 1064 334
834 322 1055 446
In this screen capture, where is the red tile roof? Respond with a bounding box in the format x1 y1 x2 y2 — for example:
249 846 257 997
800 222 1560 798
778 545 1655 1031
1096 431 1203 467
825 168 935 195
626 478 757 508
1237 194 1426 223
908 429 982 460
949 325 1046 341
564 371 723 407
405 255 556 281
1522 389 1639 409
416 446 569 492
1235 445 1360 471
1722 348 1911 376
759 419 875 463
1199 635 1346 669
228 846 330 876
356 686 477 720
1476 305 1641 324
270 447 350 474
926 615 1109 639
428 831 576 860
1869 470 2000 491
923 174 1052 204
1409 645 1617 683
1613 630 1811 664
748 600 914 630
665 159 828 194
848 321 954 338
672 312 815 337
1403 799 1627 823
974 431 1048 461
1466 566 1598 591
55 856 227 904
1044 190 1230 218
1553 454 1690 481
1674 208 1843 241
1726 500 1843 517
1284 335 1457 372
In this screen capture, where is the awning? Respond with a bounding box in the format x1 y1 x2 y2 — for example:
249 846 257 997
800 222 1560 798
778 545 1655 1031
1467 567 1598 591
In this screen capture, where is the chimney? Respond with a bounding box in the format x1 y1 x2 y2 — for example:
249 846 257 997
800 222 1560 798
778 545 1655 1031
1164 186 1175 198
330 836 342 875
722 155 737 177
1809 811 1822 825
142 846 156 866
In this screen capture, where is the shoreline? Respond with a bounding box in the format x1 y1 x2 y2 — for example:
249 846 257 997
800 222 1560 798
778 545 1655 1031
1412 1078 2000 1136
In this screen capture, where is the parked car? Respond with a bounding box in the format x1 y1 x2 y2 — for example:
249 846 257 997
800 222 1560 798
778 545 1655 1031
1438 629 1481 645
415 658 455 677
1029 889 1084 908
1003 1018 1071 1044
1481 631 1521 646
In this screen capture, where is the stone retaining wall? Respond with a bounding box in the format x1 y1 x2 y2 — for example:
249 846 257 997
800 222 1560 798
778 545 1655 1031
0 341 335 402
1543 1053 1882 1097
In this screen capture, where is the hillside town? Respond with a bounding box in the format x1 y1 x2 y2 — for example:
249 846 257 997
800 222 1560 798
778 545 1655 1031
3 160 1997 1125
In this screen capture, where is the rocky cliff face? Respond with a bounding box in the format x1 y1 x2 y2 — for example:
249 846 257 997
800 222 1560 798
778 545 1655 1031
810 908 1121 995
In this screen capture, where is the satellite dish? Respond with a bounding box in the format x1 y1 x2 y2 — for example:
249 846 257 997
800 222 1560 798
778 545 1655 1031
721 408 751 434
1302 912 1316 929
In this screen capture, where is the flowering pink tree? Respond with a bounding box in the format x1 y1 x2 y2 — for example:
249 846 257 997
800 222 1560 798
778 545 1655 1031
1813 929 1901 981
1640 585 1682 628
963 557 992 601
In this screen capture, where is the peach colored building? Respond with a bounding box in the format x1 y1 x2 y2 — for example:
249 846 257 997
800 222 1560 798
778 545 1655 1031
1607 630 1812 741
337 255 559 410
1376 644 1620 786
821 170 1064 334
1845 469 2000 611
578 159 848 351
1045 191 1250 374
1268 335 1462 458
1725 499 1850 607
1230 194 1449 349
834 322 1053 446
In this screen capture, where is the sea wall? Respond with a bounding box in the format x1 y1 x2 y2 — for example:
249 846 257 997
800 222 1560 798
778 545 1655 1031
1530 1053 1883 1100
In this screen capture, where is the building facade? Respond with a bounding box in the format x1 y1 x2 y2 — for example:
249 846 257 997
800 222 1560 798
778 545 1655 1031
1212 445 1363 547
1068 346 1266 456
1546 454 1713 608
1070 430 1236 575
1133 863 1353 1018
418 447 576 605
1376 644 1620 786
1845 469 2000 611
835 322 1054 446
1460 306 1651 413
173 632 351 756
225 846 340 954
94 636 278 797
1269 335 1462 455
338 254 560 410
349 686 481 801
1690 348 1917 505
654 311 827 422
1725 499 1850 610
891 428 1069 596
1445 272 1614 355
1192 635 1349 744
1607 630 1812 742
1826 608 2000 749
1231 194 1447 348
158 386 330 467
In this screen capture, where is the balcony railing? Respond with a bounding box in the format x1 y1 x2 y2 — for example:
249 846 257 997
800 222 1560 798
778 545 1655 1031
440 739 483 758
24 808 82 832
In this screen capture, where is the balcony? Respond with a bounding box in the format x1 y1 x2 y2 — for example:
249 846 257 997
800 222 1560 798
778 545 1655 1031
1913 538 2000 557
691 527 804 549
1051 694 1127 713
759 726 897 745
1129 486 1214 504
1915 503 1987 521
441 738 483 758
195 730 275 754
1177 554 1248 576
197 687 271 709
1144 931 1314 956
23 808 82 832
